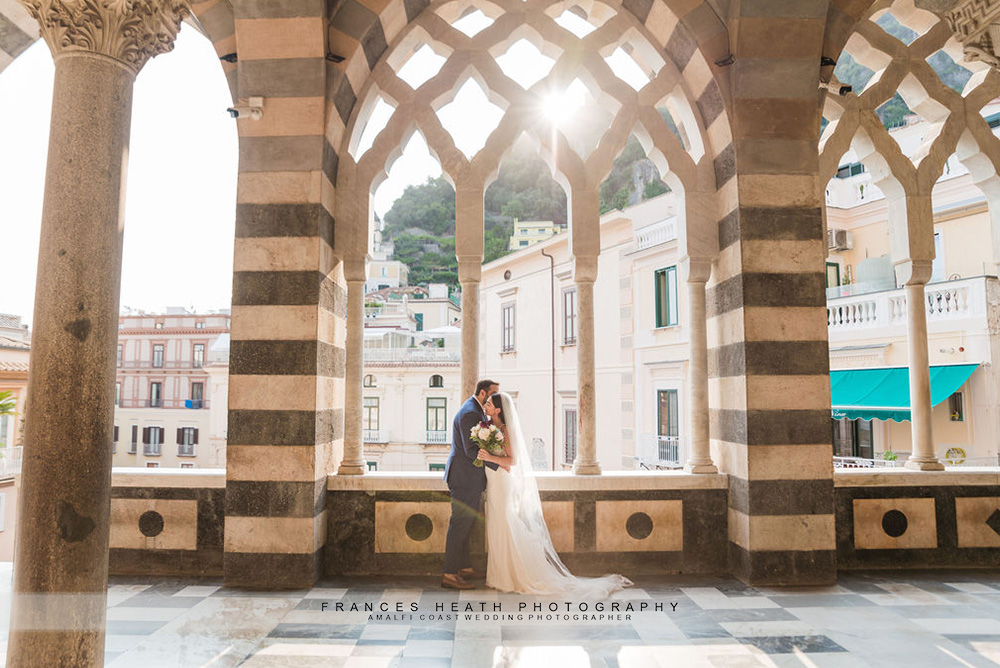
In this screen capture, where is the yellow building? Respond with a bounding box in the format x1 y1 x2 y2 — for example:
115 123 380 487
507 219 563 250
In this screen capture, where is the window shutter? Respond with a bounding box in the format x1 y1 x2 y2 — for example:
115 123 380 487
131 425 138 443
113 426 118 442
142 427 149 445
176 428 183 444
158 427 165 442
193 428 199 445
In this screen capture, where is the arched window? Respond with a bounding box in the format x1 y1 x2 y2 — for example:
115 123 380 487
363 374 377 388
429 374 444 388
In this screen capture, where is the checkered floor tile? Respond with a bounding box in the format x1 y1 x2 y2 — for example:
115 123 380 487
0 569 998 666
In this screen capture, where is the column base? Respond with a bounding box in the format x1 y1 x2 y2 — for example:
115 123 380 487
573 461 602 475
684 462 718 474
337 462 366 475
904 458 945 471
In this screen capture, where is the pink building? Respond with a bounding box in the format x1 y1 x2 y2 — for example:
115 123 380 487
114 308 229 468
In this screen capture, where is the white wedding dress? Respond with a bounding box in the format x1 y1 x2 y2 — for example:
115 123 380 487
484 393 632 597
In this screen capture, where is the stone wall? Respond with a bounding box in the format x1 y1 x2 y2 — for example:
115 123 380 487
104 469 1000 581
109 469 225 577
835 470 1000 568
326 473 730 576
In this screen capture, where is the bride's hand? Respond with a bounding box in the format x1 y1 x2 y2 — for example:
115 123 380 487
477 448 491 462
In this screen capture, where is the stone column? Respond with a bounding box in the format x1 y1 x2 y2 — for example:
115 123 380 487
901 262 943 470
8 1 186 665
682 259 717 474
455 186 485 398
458 259 482 399
338 259 367 475
573 256 601 475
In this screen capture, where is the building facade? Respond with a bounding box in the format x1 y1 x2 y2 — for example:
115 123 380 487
113 308 229 468
507 219 563 250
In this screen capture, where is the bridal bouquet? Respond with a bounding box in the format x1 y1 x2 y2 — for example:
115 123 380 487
471 421 505 467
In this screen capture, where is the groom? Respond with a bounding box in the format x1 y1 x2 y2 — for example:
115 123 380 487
441 378 499 589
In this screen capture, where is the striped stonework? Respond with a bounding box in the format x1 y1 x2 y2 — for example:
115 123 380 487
706 2 837 585
225 0 345 589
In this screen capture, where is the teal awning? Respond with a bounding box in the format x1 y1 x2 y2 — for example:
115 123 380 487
831 364 979 422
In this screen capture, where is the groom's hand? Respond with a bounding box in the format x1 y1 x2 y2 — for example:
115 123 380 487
477 449 490 462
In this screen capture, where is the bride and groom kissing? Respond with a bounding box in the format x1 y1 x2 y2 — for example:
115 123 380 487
441 379 631 596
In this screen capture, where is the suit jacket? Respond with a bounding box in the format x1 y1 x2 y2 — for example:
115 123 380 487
444 396 497 491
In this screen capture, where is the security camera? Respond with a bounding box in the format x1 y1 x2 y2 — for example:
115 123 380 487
819 81 852 96
226 96 264 120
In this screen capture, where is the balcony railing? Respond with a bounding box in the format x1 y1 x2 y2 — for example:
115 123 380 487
364 306 411 319
828 277 989 334
144 443 162 456
0 446 22 478
424 430 449 444
638 434 683 469
363 429 387 443
118 399 210 409
119 360 207 370
364 349 461 363
634 217 678 251
833 456 900 469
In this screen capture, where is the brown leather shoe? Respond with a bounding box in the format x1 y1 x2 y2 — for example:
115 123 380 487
441 573 475 590
459 568 486 580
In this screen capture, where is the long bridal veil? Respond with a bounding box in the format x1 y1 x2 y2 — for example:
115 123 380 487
499 392 632 598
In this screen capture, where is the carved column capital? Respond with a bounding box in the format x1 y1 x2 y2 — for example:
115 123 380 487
21 0 189 74
941 0 1000 69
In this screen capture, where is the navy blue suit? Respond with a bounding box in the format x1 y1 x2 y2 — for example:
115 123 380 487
443 396 497 574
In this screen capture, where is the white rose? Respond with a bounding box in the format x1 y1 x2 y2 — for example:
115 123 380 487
478 428 491 440
496 431 504 442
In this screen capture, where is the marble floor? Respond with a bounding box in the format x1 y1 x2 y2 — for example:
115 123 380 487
0 567 997 667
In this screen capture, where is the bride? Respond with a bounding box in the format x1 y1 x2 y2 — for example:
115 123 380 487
477 391 632 597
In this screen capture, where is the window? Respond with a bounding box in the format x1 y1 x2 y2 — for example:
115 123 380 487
130 425 138 454
501 303 516 352
177 427 198 456
116 344 122 367
429 374 444 388
152 344 164 368
519 240 529 247
429 463 445 472
562 288 577 345
193 344 205 368
427 398 447 432
149 382 162 408
112 425 118 454
0 415 7 447
521 229 528 235
180 462 195 469
931 232 945 283
657 390 679 439
381 267 387 277
195 322 205 329
832 418 873 459
154 322 164 330
190 382 204 409
835 162 865 178
415 313 424 331
363 374 377 388
363 397 379 431
115 382 121 407
825 262 841 289
949 392 964 421
657 390 680 462
563 408 578 464
146 462 160 468
143 426 164 456
654 266 678 327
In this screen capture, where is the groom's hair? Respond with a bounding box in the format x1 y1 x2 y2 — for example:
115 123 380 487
475 379 498 397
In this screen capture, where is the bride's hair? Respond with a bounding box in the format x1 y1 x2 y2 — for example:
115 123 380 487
487 392 505 426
